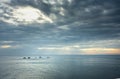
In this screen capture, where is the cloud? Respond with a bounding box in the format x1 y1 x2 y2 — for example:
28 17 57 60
38 46 71 50
0 44 20 49
0 41 14 44
81 48 120 55
37 45 120 55
0 45 12 48
36 39 120 55
0 0 120 55
0 5 53 25
57 25 70 30
0 0 11 3
12 6 53 24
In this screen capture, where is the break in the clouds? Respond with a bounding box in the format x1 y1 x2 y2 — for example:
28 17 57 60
0 0 120 55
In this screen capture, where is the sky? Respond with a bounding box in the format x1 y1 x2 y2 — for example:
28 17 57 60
0 0 120 55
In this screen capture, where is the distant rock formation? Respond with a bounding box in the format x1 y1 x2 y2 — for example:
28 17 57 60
47 56 50 58
22 56 50 59
39 56 42 59
28 57 30 59
23 57 26 59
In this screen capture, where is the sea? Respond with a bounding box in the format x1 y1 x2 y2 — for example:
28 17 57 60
0 55 120 79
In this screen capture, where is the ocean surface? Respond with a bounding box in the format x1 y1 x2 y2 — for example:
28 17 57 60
0 55 120 79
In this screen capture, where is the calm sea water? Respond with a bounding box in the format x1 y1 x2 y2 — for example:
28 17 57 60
0 55 120 79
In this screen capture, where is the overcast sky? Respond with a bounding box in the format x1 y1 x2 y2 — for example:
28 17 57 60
0 0 120 55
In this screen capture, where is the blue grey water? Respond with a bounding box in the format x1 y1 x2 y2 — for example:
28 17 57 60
0 55 120 79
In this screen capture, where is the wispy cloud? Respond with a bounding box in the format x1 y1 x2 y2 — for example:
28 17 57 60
81 48 120 55
0 45 12 48
38 46 120 55
0 41 14 44
0 44 20 49
0 0 11 3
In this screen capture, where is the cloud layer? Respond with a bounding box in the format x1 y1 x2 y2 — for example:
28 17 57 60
0 0 120 55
